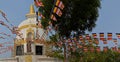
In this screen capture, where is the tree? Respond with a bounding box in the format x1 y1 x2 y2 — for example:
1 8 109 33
40 0 101 38
37 0 101 62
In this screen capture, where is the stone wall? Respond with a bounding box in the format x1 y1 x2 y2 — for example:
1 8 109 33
0 58 18 62
0 55 62 62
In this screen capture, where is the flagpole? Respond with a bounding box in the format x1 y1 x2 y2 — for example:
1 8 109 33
64 40 67 62
53 0 67 62
36 10 39 39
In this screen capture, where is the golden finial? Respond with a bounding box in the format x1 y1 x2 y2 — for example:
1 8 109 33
26 4 36 18
29 4 35 14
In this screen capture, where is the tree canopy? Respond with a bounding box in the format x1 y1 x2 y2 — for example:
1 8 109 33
40 0 101 38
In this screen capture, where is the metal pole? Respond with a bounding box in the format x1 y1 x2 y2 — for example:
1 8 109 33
64 45 67 62
36 11 39 39
63 39 67 62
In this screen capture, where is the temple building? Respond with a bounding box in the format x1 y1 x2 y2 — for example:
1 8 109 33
0 5 62 62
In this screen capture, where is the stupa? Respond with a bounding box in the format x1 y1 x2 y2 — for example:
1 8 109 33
0 5 62 62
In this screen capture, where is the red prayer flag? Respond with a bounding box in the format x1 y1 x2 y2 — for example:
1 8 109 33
38 12 45 19
94 38 99 45
37 21 42 28
34 0 44 7
78 45 82 48
118 48 120 53
0 44 3 47
96 46 101 53
113 38 117 43
72 46 76 52
89 39 93 44
55 0 65 10
83 47 88 52
111 47 117 51
79 35 83 41
92 33 97 39
116 33 120 39
103 38 107 44
50 14 57 21
58 1 64 10
56 8 62 17
53 7 62 17
107 33 112 40
103 47 108 53
99 33 104 40
86 34 90 40
90 47 94 52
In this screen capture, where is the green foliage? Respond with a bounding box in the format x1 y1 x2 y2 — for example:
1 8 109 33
36 0 120 62
40 0 101 37
40 0 54 28
49 35 58 42
45 35 120 62
52 50 64 59
67 50 120 62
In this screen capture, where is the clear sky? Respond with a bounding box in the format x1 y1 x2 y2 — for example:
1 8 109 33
92 0 120 33
0 0 34 58
0 0 120 58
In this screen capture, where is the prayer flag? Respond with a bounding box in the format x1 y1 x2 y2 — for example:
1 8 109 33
55 0 65 10
86 34 90 40
94 38 99 45
99 33 104 40
116 33 120 39
50 14 57 21
92 33 97 39
34 0 44 7
90 47 94 52
103 38 107 44
113 38 117 42
53 7 62 17
0 10 8 22
79 35 83 41
83 47 88 52
96 46 101 53
107 33 112 40
38 12 45 19
103 47 108 53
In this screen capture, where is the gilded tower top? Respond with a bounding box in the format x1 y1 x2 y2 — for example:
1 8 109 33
26 4 36 18
29 4 35 14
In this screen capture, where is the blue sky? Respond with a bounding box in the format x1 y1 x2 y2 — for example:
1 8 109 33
0 0 34 58
0 0 120 58
92 0 120 33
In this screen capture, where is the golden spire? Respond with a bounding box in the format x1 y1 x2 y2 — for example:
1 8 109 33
26 4 36 18
29 4 35 14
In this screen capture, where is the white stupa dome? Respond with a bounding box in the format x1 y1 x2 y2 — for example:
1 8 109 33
16 5 46 40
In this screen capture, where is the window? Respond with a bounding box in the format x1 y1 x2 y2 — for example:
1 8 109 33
27 32 34 40
16 45 24 55
36 46 43 55
27 32 32 39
